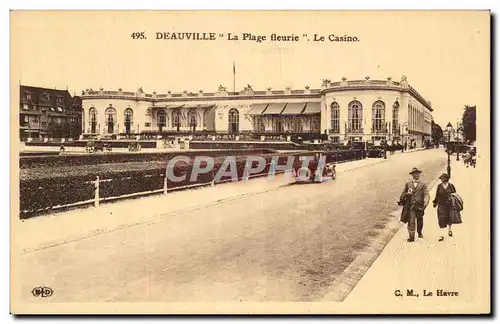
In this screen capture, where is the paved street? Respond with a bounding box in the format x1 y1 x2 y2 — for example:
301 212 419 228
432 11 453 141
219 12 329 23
17 149 447 303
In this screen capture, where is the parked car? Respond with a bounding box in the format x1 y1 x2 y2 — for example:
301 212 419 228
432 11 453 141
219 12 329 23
86 141 112 153
128 141 142 152
292 151 337 183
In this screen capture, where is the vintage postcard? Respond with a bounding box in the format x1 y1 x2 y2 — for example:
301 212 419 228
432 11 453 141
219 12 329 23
10 10 490 314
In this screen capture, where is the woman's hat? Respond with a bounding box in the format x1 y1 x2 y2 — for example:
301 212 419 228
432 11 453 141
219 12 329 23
439 173 450 180
409 167 422 175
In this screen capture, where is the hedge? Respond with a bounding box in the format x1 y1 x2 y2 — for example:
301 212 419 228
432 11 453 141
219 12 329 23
19 149 276 169
19 149 363 218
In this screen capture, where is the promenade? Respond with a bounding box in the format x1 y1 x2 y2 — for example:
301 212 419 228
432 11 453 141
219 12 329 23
339 157 490 314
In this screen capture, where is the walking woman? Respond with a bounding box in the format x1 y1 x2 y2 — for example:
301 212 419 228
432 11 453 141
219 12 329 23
432 173 463 241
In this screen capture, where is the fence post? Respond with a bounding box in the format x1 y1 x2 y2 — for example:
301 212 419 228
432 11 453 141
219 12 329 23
94 176 100 207
163 170 168 195
211 167 215 187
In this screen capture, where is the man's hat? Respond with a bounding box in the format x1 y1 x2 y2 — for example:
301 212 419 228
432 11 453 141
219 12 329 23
409 167 422 175
438 173 450 180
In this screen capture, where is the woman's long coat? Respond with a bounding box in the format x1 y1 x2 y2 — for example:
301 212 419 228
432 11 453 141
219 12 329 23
433 183 462 228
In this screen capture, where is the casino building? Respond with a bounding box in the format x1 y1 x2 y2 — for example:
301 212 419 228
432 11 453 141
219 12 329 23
80 76 433 147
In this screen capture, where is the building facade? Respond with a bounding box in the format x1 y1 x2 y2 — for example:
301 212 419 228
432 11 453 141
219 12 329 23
19 85 83 140
80 76 433 146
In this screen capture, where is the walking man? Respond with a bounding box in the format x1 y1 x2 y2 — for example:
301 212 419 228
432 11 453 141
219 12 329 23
398 167 430 242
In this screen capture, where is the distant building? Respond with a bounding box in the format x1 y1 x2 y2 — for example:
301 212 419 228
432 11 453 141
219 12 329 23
19 85 83 141
81 76 434 147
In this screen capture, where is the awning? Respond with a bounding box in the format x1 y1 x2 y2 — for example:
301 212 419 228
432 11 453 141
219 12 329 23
280 103 306 115
262 103 286 115
246 103 268 115
164 104 185 109
302 102 321 114
197 104 215 108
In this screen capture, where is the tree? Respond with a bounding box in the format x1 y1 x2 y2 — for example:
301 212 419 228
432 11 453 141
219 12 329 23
462 105 476 143
431 120 443 144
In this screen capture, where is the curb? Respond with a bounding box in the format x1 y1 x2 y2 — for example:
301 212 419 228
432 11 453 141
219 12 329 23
19 158 389 254
321 165 446 302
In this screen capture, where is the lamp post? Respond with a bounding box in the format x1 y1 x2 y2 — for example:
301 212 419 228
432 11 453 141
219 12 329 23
456 121 461 161
446 122 453 178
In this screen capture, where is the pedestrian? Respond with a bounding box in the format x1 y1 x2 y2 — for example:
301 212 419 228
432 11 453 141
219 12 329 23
463 152 470 166
404 142 408 152
398 167 430 242
432 173 463 241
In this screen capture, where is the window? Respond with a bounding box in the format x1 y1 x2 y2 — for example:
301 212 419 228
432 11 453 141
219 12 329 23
310 117 320 132
372 100 385 133
228 108 239 134
188 109 197 130
407 104 411 130
22 104 29 110
253 115 265 132
124 108 134 133
32 105 37 111
105 107 117 133
145 108 152 127
172 109 181 129
157 110 167 128
272 118 284 132
348 100 363 132
56 106 63 112
330 102 340 132
392 101 399 133
57 97 64 104
203 109 210 129
26 94 32 100
285 118 293 131
292 118 303 133
20 115 28 127
331 136 340 143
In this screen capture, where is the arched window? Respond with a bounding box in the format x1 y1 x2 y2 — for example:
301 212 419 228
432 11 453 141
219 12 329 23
330 102 340 133
188 109 197 132
105 107 117 134
228 108 239 134
172 109 181 131
392 102 399 134
372 100 385 133
408 103 412 131
157 109 168 131
89 107 97 133
124 108 133 134
348 100 363 133
203 108 210 129
81 107 85 133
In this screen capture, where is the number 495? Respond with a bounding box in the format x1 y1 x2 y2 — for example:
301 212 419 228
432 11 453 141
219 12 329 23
131 32 146 40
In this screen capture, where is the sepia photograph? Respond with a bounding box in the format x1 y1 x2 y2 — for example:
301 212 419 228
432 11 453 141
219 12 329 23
9 10 491 314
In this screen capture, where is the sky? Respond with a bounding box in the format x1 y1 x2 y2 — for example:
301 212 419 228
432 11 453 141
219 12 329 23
10 10 490 128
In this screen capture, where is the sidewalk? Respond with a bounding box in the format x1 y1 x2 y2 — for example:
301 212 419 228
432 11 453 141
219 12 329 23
14 157 387 254
338 159 490 314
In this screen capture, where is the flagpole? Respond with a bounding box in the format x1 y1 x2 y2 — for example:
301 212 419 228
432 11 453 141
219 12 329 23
233 61 236 94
